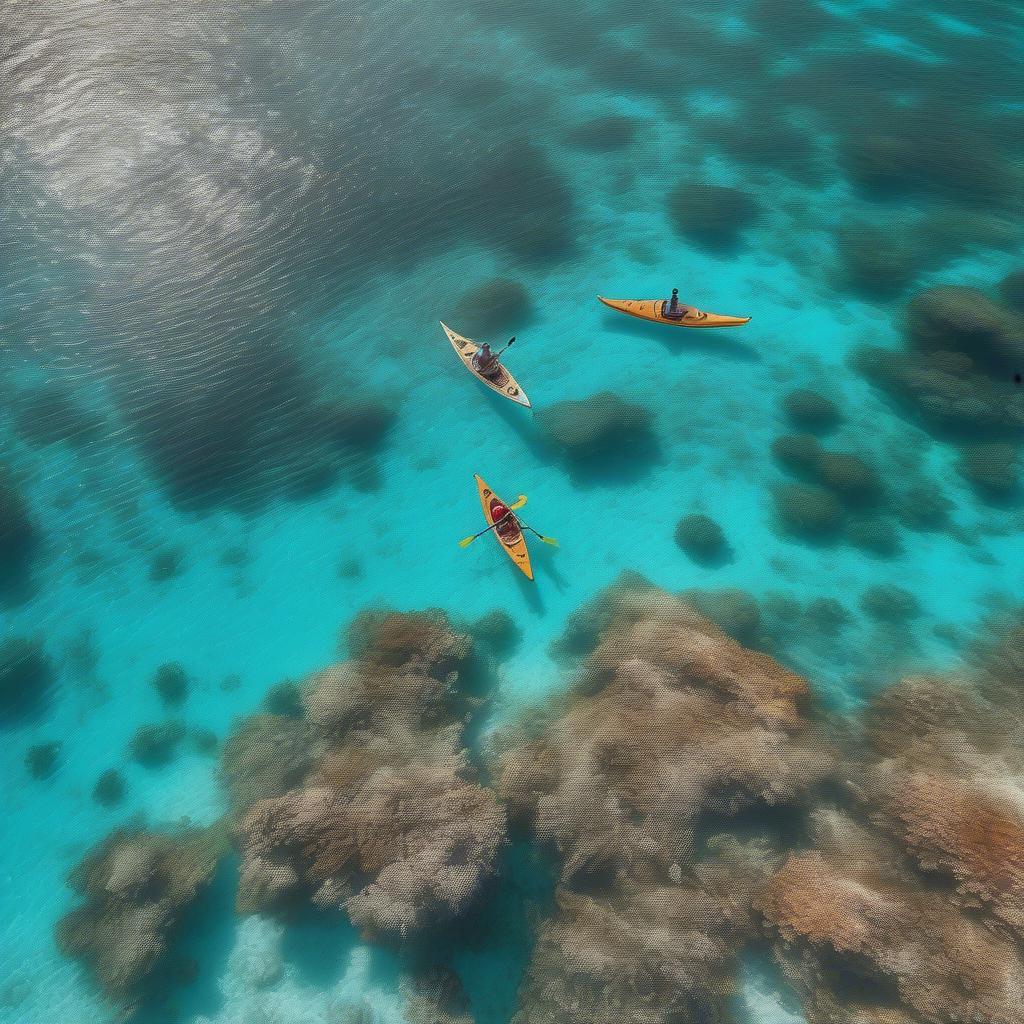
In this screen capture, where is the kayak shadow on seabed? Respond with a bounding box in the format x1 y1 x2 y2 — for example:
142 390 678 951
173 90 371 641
600 311 762 361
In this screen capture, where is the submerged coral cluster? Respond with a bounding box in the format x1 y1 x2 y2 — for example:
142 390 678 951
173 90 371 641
55 826 225 1014
229 610 506 936
54 594 1024 1022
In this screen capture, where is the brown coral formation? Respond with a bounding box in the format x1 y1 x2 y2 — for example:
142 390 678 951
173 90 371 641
55 826 224 1013
760 617 1024 1024
230 610 505 937
498 577 830 1021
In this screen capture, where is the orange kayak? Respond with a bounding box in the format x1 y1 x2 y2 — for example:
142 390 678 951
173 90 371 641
441 322 531 408
474 474 533 580
598 296 750 328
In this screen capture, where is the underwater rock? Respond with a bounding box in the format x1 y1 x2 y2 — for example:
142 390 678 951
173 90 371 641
220 714 320 817
772 433 824 476
760 807 1024 1024
452 278 532 337
772 436 882 506
674 513 728 564
847 517 902 558
804 597 851 635
234 610 504 936
537 392 658 477
0 467 39 602
781 389 841 433
999 269 1024 314
860 584 921 623
152 662 189 707
55 825 224 1012
892 479 954 532
93 768 127 807
852 284 1024 439
772 482 845 541
0 636 55 723
470 608 521 659
25 741 61 780
128 720 187 767
563 114 636 152
958 442 1019 497
908 286 1024 375
666 182 761 251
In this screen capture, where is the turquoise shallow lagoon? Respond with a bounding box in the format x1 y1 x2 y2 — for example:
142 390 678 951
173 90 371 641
1 1 1023 1022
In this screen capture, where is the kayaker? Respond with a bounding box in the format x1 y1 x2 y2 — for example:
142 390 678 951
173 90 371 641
472 342 501 377
664 288 689 319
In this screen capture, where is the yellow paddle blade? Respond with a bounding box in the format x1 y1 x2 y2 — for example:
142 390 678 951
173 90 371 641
510 494 528 510
458 535 477 548
539 535 559 547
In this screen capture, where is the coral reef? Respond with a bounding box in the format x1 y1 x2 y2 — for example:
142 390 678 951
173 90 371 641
25 741 61 780
220 714 320 817
152 662 189 707
772 435 882 506
93 768 127 807
853 285 1024 438
958 442 1019 497
0 637 55 723
674 513 728 564
452 278 532 338
772 482 845 540
231 610 505 937
500 578 830 1022
55 826 225 1013
471 609 521 659
536 392 658 479
667 182 761 251
148 547 186 583
860 584 921 623
781 389 841 433
129 721 187 766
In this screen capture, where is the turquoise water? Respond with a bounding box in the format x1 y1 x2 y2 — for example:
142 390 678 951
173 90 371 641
1 0 1023 1021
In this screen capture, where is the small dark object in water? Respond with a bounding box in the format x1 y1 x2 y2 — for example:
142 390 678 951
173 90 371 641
190 729 219 756
263 680 303 717
675 514 728 564
129 721 187 767
149 548 185 583
860 584 921 622
93 768 126 806
26 741 62 780
0 637 55 722
152 663 189 707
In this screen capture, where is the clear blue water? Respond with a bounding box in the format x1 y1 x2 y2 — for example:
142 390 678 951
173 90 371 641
1 0 1022 1021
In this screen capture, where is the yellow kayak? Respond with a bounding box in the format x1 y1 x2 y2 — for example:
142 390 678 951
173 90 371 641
475 474 533 580
441 322 531 408
598 296 750 328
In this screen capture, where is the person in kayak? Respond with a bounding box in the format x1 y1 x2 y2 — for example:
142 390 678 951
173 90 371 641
663 288 690 320
472 340 507 378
